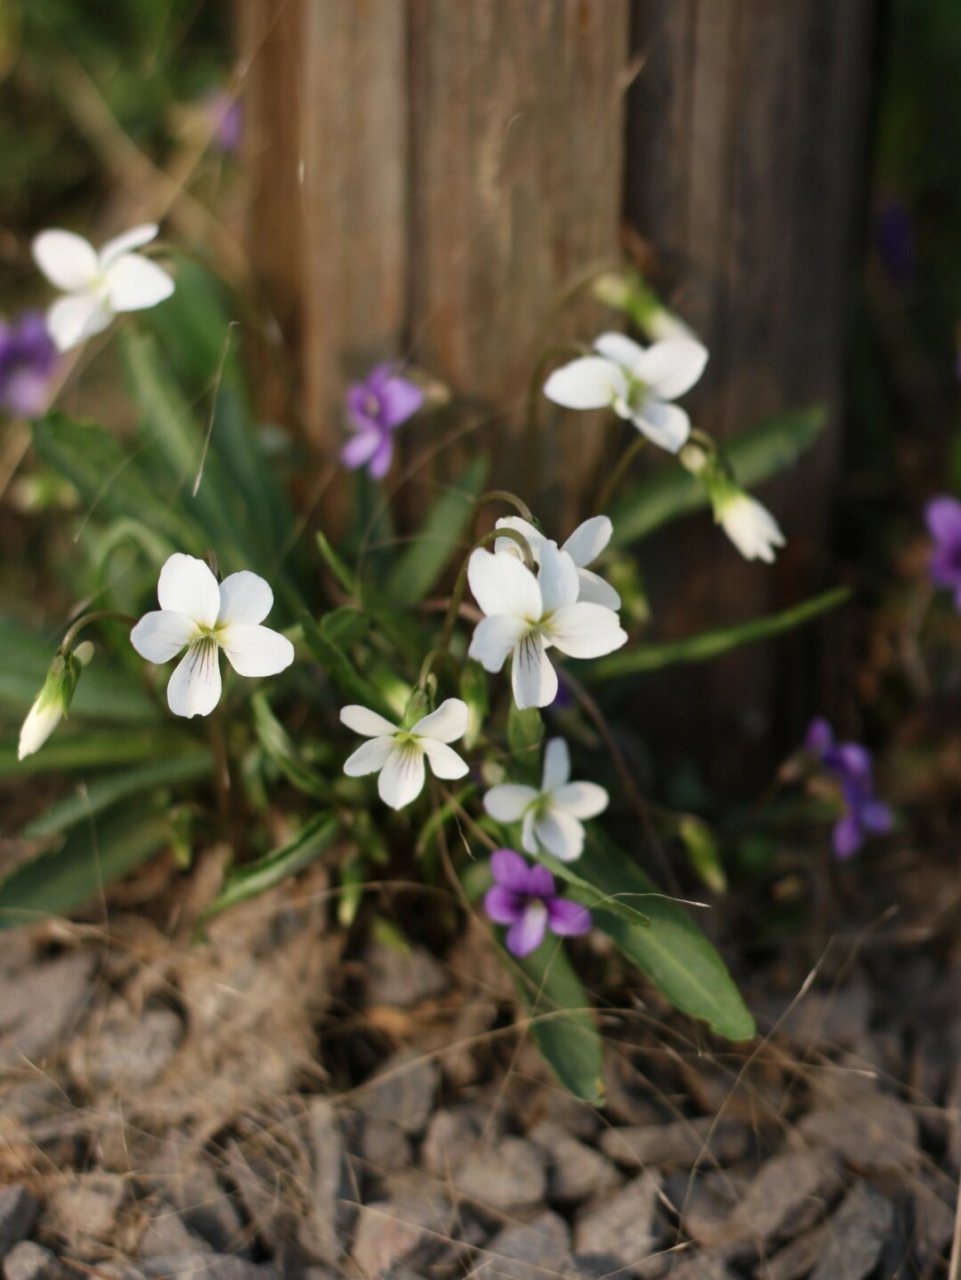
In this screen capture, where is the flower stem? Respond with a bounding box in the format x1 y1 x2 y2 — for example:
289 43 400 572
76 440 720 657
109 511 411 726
60 610 136 652
474 490 535 527
594 433 648 513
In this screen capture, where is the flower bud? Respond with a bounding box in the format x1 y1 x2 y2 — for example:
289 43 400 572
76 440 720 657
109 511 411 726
18 646 87 761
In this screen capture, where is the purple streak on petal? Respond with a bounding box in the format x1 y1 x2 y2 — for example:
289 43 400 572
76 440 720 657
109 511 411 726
367 436 394 480
805 718 833 757
506 902 548 956
547 897 591 936
527 863 556 900
378 376 424 429
485 884 523 925
832 814 863 860
490 848 534 893
341 429 382 470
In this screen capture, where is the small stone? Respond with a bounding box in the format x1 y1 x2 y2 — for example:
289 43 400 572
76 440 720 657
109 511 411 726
41 1174 126 1250
473 1211 573 1280
173 1173 246 1254
421 1105 492 1176
574 1171 662 1272
600 1119 747 1169
809 1184 893 1280
673 1169 750 1246
3 1242 65 1280
714 1153 842 1248
913 1179 955 1267
363 943 449 1008
0 952 94 1069
354 1051 439 1136
755 1227 829 1280
351 1188 460 1277
669 1256 738 1280
138 1207 214 1259
303 1097 354 1262
71 1006 182 1092
528 1122 620 1203
357 1118 413 1174
142 1256 277 1279
454 1138 548 1213
794 1091 918 1177
0 1186 39 1256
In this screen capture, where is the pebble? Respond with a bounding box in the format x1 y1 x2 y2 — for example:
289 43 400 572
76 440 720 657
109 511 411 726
303 1097 354 1262
142 1256 278 1279
809 1183 893 1280
473 1211 573 1280
714 1152 843 1247
0 952 94 1070
351 1187 460 1277
357 1117 413 1174
600 1118 747 1169
70 1005 182 1092
573 1171 663 1271
138 1207 215 1259
0 1186 39 1257
755 1226 829 1280
2 1242 65 1280
453 1137 548 1213
421 1105 492 1176
529 1121 620 1203
363 943 449 1008
794 1091 918 1177
41 1174 126 1250
354 1051 439 1136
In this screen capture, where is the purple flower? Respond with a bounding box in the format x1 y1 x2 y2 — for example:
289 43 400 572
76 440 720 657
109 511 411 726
805 718 892 859
484 848 591 957
206 90 242 155
0 311 58 417
925 495 961 610
341 363 424 480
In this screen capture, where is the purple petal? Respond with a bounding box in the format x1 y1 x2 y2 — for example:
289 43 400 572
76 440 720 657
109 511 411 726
832 814 863 860
831 743 872 780
506 902 548 957
527 863 556 900
805 718 833 757
485 885 523 926
3 370 49 417
341 429 383 470
925 495 961 546
490 848 534 893
367 436 394 480
345 385 382 435
861 799 893 834
378 375 424 429
547 897 591 936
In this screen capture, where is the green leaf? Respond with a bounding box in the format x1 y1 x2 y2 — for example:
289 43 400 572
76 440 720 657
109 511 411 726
252 692 330 800
203 814 339 919
0 811 171 931
386 457 489 604
585 831 755 1041
590 587 849 680
22 751 214 838
507 705 544 777
301 613 396 720
609 407 826 547
0 728 193 779
511 937 605 1104
677 816 727 894
316 531 357 596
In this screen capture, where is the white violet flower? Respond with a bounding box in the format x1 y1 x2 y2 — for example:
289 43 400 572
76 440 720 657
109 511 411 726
715 491 786 564
544 331 708 453
495 514 621 609
484 737 608 862
130 553 294 718
340 698 470 810
467 541 627 710
17 642 93 761
32 223 175 352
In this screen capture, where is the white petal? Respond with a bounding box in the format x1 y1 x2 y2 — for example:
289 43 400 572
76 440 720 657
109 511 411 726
576 567 621 610
218 570 274 626
533 809 586 862
220 624 294 677
411 697 469 743
512 631 558 710
562 515 612 568
378 743 426 809
719 494 785 562
166 642 222 718
484 784 538 823
468 615 528 673
543 356 628 410
421 738 469 780
105 255 175 312
18 700 62 760
538 543 579 614
635 339 708 400
99 223 159 266
340 705 398 737
521 809 538 855
130 610 197 664
468 548 542 621
548 603 627 658
593 332 646 373
157 553 220 627
32 230 99 291
494 516 545 562
46 295 112 353
553 780 609 819
542 738 570 791
631 399 691 453
343 736 395 776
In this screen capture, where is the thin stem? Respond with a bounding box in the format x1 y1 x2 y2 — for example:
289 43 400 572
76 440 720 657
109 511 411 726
61 610 136 652
474 489 535 528
207 705 233 838
524 343 587 490
594 433 649 512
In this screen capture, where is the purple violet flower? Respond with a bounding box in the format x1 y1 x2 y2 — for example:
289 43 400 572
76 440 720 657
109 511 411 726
484 848 591 957
0 311 59 418
341 362 424 480
805 718 892 859
206 90 242 155
925 495 961 610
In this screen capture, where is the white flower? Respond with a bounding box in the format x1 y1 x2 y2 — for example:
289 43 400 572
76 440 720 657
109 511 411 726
494 514 621 610
32 224 175 352
484 737 608 862
543 331 708 453
340 698 470 810
17 642 93 761
715 491 785 563
130 553 294 718
467 541 627 710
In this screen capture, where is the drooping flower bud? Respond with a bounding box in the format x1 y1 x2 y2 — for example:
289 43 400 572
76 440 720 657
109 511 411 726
18 642 92 761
